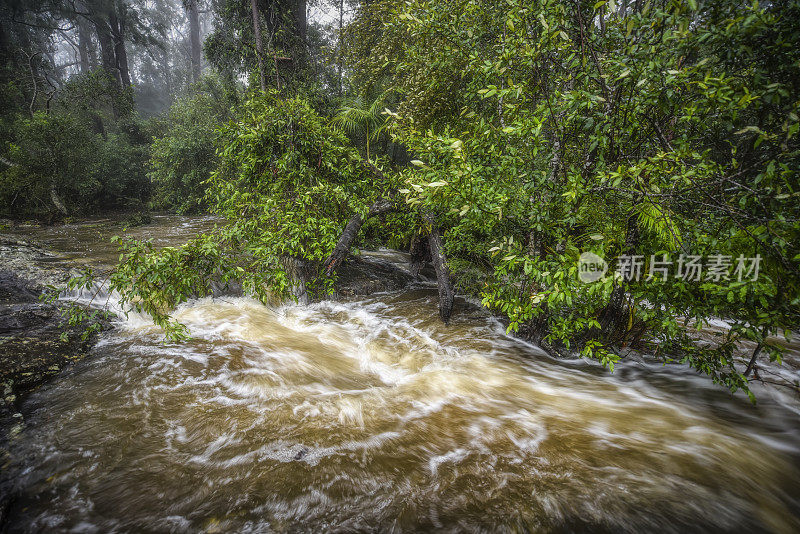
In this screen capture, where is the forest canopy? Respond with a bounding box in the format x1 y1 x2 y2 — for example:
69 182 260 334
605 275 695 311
2 0 799 399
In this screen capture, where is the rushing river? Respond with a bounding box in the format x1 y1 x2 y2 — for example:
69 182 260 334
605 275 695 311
2 216 800 532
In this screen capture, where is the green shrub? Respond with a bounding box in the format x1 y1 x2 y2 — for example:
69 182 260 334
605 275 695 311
148 76 239 214
0 71 150 219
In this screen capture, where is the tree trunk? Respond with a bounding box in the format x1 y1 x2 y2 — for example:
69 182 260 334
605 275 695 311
87 32 97 69
250 0 266 92
744 342 763 378
323 199 395 276
27 52 39 117
408 233 429 279
292 0 307 41
744 327 769 377
598 213 639 339
323 160 395 275
77 18 91 73
187 0 201 83
424 213 455 324
50 184 68 216
161 46 171 98
109 8 131 87
93 19 120 86
337 0 343 95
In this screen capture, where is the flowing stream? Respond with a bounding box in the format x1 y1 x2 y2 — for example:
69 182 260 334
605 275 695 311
2 216 800 532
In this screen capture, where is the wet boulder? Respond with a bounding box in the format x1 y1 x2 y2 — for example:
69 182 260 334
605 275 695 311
0 271 38 304
0 270 110 397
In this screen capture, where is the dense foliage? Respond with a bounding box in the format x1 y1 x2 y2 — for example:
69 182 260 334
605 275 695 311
0 0 171 218
0 72 150 218
342 0 799 396
72 93 398 339
148 75 239 213
7 0 798 398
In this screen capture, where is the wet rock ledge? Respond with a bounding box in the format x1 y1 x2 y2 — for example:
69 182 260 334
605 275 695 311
0 238 110 452
0 271 109 404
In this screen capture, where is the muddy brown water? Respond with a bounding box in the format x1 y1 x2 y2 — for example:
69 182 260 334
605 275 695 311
2 216 800 532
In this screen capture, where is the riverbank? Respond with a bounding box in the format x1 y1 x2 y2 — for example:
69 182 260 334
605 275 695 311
0 234 113 526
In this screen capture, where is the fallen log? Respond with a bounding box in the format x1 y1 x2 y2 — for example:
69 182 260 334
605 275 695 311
322 157 398 276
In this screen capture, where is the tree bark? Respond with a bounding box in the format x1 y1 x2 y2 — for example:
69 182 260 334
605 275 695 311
187 0 201 83
109 7 131 87
27 52 39 117
424 213 455 324
744 342 763 378
598 213 639 339
408 233 429 279
323 199 395 276
337 0 343 95
744 327 769 378
50 184 68 216
250 0 266 92
161 46 171 98
292 0 307 41
77 18 91 73
93 18 120 86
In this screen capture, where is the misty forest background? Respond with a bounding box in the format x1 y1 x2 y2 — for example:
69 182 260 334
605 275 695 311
1 0 799 397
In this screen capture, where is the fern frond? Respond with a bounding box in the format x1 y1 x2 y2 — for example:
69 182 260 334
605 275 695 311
637 200 683 250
